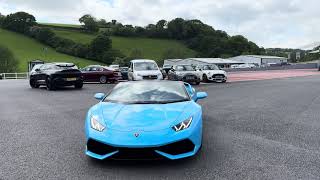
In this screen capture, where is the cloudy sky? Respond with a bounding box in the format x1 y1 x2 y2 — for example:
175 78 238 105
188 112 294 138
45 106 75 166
0 0 319 49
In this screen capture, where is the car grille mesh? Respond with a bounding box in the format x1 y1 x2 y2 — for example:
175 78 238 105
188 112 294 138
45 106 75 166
87 139 195 159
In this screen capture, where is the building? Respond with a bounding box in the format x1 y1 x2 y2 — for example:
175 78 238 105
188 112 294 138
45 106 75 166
228 55 288 67
163 58 242 68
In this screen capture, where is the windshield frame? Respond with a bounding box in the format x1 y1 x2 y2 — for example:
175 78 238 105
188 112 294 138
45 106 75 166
133 61 159 71
103 82 191 104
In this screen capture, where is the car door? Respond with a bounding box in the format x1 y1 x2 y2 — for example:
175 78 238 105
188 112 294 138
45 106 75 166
37 64 49 85
128 62 134 80
85 67 99 82
81 67 91 82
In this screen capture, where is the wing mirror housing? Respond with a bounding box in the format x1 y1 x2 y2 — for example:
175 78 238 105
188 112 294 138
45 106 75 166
35 68 40 72
94 93 105 101
196 92 208 101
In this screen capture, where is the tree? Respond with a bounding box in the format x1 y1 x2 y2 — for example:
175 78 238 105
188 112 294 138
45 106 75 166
0 45 18 73
2 12 36 33
167 18 185 39
88 32 112 60
101 49 125 65
97 19 108 27
0 13 5 27
79 14 99 32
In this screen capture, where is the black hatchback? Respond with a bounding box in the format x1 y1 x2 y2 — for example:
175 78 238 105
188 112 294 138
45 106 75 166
29 63 83 90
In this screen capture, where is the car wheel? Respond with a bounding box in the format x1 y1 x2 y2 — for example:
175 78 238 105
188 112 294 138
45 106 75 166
46 77 56 91
29 79 39 88
99 76 107 84
202 74 209 83
75 82 83 89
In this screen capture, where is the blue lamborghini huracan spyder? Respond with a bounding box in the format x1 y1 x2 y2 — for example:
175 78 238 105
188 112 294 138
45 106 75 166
85 81 207 160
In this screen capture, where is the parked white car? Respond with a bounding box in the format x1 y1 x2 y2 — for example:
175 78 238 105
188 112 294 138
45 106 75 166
196 64 228 83
128 59 163 81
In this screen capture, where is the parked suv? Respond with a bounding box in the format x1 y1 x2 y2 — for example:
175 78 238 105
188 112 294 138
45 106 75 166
81 65 122 84
196 64 227 83
29 62 83 90
128 59 163 81
168 64 201 85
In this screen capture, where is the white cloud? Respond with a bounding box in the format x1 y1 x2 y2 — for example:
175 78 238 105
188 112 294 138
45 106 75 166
0 0 319 49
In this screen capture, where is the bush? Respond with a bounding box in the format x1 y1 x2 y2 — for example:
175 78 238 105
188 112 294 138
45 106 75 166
88 32 112 60
101 49 125 65
35 28 55 43
0 45 19 73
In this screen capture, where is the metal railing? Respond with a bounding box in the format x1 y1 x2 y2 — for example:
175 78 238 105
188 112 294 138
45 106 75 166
0 72 29 80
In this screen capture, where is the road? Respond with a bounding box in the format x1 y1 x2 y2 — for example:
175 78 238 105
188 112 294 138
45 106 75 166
1 76 320 179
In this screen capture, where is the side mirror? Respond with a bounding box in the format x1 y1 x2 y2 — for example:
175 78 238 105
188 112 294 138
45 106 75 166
128 68 132 72
94 93 105 101
196 92 207 101
35 68 40 72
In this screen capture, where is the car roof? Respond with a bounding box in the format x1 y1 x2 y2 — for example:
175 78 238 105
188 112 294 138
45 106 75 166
131 59 157 63
46 62 75 66
175 64 193 66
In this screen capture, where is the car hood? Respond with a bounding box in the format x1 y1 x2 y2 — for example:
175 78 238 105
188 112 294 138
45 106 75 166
203 70 226 74
176 71 200 77
134 70 160 75
99 101 191 131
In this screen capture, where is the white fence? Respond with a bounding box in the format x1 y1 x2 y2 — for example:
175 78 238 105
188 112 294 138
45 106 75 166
0 73 29 80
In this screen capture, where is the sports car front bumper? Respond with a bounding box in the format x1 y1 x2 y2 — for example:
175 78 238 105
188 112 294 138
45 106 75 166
85 116 202 160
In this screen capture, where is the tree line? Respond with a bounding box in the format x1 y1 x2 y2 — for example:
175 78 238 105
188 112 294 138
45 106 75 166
79 15 264 58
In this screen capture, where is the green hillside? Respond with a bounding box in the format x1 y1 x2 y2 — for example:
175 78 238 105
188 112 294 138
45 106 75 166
0 29 101 72
52 29 196 61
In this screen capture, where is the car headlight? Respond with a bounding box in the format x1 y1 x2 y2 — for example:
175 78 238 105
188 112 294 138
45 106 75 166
90 116 105 132
172 117 193 132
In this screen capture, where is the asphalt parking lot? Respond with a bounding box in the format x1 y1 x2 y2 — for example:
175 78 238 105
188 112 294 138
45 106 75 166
2 76 320 179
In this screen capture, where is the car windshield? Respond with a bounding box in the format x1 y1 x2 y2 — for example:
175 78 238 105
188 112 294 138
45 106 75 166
54 64 78 70
203 65 219 70
134 62 158 71
176 65 195 71
31 64 43 72
104 82 190 104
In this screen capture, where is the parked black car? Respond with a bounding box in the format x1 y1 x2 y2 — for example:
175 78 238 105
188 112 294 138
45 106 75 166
167 65 201 85
29 63 83 90
120 67 129 80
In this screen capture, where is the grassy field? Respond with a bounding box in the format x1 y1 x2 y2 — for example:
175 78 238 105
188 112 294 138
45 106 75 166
52 29 196 61
0 29 101 72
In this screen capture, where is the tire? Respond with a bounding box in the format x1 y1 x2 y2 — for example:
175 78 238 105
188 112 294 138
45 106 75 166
75 82 83 89
29 79 39 88
46 77 56 91
222 80 227 83
196 81 200 85
202 74 209 83
99 76 107 84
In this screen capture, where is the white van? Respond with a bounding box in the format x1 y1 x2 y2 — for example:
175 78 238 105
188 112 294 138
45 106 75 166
128 59 163 81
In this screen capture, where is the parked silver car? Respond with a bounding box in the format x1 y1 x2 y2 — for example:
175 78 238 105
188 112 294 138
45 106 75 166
167 65 201 85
